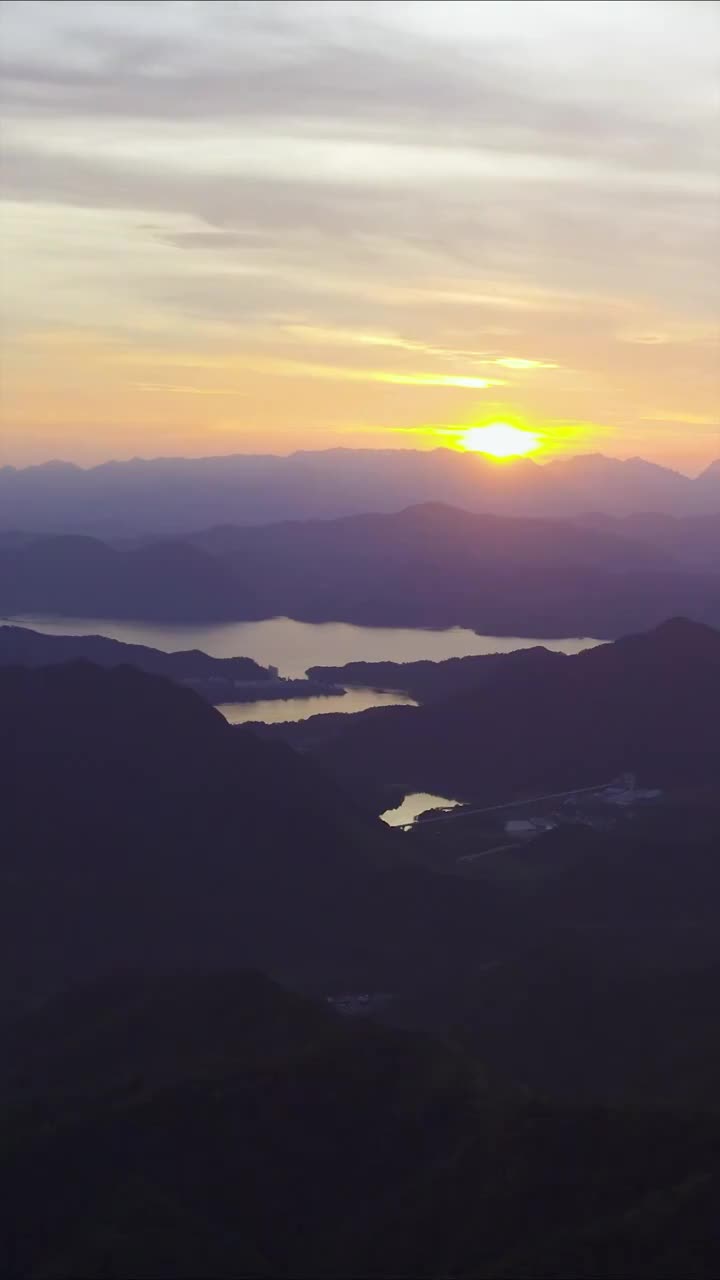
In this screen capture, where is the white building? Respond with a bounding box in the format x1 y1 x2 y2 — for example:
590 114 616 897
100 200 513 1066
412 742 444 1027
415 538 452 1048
505 817 556 837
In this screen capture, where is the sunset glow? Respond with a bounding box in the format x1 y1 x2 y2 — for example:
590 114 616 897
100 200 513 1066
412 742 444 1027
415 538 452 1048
0 1 718 472
460 424 541 459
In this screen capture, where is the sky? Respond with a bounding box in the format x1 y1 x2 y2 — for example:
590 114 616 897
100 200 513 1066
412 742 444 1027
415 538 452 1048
0 0 718 472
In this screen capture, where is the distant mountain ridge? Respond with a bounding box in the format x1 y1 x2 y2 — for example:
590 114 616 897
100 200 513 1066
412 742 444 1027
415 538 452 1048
1 447 718 534
572 511 720 569
0 533 256 621
1 503 718 635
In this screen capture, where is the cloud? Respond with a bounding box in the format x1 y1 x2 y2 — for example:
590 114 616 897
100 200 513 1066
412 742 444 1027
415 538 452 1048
117 347 506 390
493 358 558 370
1 2 715 167
1 0 718 469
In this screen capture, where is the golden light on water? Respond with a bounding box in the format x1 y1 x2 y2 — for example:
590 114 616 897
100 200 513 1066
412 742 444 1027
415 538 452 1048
460 422 541 458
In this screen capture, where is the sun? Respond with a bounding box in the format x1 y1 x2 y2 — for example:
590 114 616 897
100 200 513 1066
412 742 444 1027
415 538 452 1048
460 422 540 458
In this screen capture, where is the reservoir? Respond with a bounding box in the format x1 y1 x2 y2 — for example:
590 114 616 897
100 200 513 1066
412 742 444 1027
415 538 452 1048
217 686 417 724
15 614 602 678
12 616 602 723
380 792 461 828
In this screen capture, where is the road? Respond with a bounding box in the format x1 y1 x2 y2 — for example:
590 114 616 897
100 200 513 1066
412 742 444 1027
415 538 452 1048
456 842 522 864
416 779 614 827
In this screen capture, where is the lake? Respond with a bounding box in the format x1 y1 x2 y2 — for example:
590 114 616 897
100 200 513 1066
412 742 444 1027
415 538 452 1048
380 792 460 828
14 615 602 678
218 686 417 724
12 615 602 723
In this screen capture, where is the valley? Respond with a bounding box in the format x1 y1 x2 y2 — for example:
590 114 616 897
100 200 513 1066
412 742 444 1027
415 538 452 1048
3 0 719 1269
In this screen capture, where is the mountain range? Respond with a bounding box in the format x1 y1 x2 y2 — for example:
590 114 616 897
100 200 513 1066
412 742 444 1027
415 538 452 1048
573 510 720 570
0 660 522 1005
299 619 720 802
1 503 718 636
1 448 718 535
4 620 718 1007
0 533 256 621
4 635 720 1277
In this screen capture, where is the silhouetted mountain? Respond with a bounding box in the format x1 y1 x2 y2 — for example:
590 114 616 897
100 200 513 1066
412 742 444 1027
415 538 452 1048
5 651 720 1277
540 451 702 512
309 645 568 703
0 662 376 998
1 447 718 535
695 458 720 504
3 970 720 1279
0 530 40 550
0 534 258 620
0 624 348 704
574 511 720 569
189 504 720 636
424 793 720 1105
191 500 670 571
3 504 717 636
0 661 521 1003
308 619 720 800
0 624 269 683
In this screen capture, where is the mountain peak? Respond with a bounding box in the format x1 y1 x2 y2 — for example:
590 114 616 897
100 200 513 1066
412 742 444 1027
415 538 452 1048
648 616 720 644
612 616 720 661
1 448 717 532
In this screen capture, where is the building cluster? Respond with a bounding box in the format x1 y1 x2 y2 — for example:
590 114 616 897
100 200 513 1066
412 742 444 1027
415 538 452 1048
504 774 662 839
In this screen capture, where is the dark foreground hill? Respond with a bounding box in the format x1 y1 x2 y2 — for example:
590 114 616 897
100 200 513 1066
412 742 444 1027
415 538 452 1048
307 618 720 801
308 643 569 703
0 624 269 683
0 661 522 1004
405 793 720 1105
4 655 720 1275
3 970 720 1280
0 626 352 705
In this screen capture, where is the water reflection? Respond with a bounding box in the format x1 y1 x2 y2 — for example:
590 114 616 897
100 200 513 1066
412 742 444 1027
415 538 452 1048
14 615 603 680
217 686 417 725
381 792 460 828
